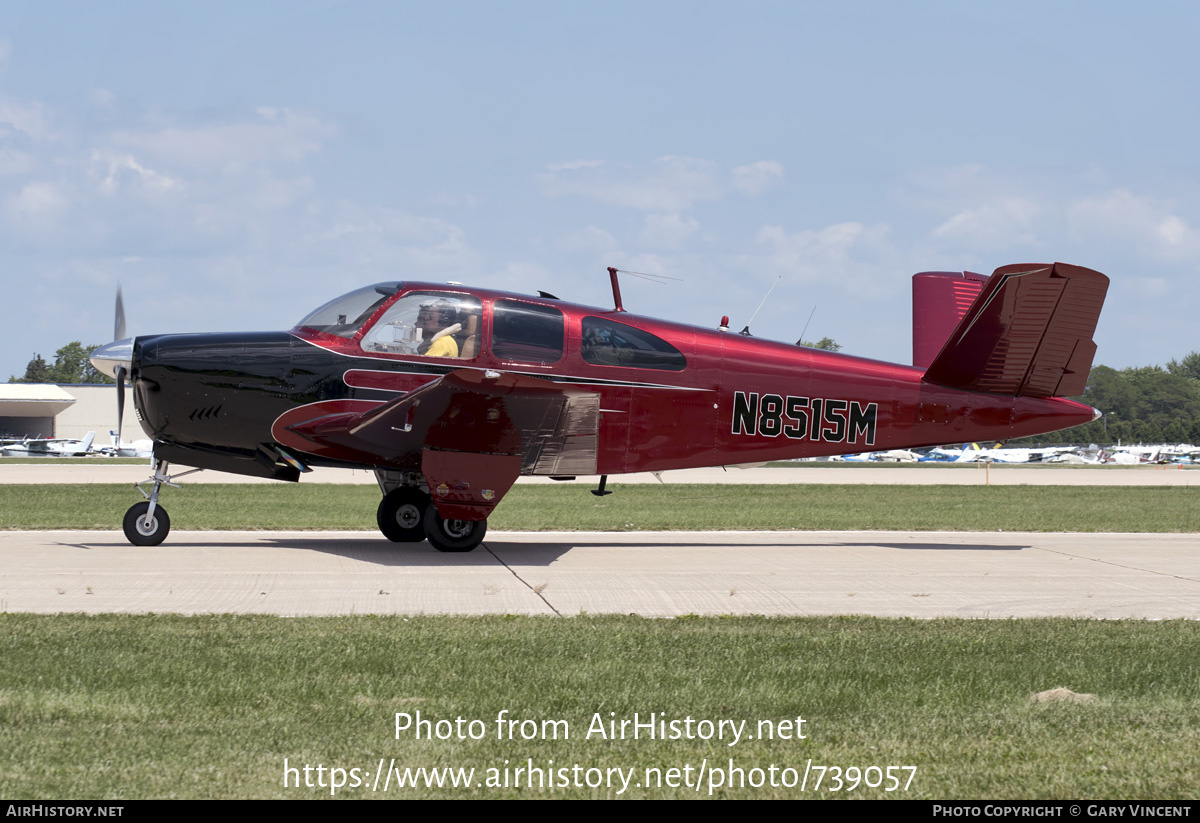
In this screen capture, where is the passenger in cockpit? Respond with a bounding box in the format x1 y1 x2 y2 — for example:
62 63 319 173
417 301 461 358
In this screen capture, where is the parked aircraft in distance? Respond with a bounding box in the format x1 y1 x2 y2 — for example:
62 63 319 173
97 431 154 458
1 431 97 457
90 262 1108 550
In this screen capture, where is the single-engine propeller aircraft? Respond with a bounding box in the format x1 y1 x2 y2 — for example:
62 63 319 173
91 262 1108 550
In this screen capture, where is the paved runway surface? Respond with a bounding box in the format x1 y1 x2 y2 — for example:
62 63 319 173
3 529 1196 619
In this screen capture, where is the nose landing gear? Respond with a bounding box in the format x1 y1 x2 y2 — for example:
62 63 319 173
122 459 202 546
123 501 171 546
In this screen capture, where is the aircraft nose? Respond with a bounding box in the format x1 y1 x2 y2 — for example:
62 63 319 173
90 338 134 379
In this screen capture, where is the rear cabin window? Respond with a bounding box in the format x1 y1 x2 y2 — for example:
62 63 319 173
581 316 687 371
491 300 564 364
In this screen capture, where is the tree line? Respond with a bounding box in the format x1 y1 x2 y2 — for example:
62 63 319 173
1016 352 1200 445
8 342 114 385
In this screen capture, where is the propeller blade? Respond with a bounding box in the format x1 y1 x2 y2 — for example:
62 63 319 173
115 365 126 448
114 287 126 342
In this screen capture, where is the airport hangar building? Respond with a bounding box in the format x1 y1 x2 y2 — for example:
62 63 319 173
0 384 142 444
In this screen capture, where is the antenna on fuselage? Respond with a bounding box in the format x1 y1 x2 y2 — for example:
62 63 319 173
796 305 818 346
740 275 781 336
606 267 625 311
605 266 681 312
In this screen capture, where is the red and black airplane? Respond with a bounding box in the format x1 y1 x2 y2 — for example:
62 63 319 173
90 262 1108 551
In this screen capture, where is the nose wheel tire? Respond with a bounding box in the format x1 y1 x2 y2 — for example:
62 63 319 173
422 506 487 552
377 488 431 543
122 502 171 546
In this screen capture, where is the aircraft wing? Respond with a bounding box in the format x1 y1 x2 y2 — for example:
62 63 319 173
277 369 599 519
921 262 1109 398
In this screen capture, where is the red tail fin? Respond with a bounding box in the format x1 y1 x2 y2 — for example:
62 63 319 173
921 262 1109 398
911 271 988 369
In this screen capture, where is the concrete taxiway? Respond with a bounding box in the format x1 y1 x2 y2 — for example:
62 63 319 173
2 529 1196 619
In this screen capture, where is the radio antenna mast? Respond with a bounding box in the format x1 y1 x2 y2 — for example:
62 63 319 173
797 305 817 345
740 275 781 336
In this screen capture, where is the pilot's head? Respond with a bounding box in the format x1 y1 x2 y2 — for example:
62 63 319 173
417 300 457 333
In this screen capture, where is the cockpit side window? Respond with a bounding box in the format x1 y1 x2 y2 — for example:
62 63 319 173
581 316 687 371
360 292 483 359
297 283 402 338
491 300 564 364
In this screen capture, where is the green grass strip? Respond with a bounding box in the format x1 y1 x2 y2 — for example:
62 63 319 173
1 614 1197 799
1 483 1198 532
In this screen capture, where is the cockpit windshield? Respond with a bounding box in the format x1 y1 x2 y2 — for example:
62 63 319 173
296 283 402 338
360 292 482 359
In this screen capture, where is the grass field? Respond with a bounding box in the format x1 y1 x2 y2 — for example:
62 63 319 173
4 481 1196 800
2 614 1198 800
1 482 1197 532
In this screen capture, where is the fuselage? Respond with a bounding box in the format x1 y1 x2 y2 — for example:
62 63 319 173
128 281 1098 480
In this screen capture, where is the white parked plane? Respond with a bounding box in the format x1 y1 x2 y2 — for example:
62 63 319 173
1 431 97 457
97 431 154 458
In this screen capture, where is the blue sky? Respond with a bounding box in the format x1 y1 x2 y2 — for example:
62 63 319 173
2 1 1197 379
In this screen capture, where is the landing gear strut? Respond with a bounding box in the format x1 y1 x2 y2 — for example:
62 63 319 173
122 459 201 546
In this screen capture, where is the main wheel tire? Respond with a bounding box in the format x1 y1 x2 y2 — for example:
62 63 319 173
422 505 487 552
377 488 430 543
122 502 170 546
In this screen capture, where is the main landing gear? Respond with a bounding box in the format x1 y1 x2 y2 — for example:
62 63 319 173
422 506 487 553
374 472 487 552
122 459 201 546
376 488 429 543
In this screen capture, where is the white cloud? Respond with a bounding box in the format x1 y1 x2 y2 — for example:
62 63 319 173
539 156 723 211
110 108 335 173
1067 189 1200 261
0 96 51 140
753 221 895 291
303 203 478 271
731 160 783 196
545 159 604 172
559 225 617 254
5 180 70 225
540 156 784 211
90 150 179 196
1157 215 1188 245
931 196 1042 249
616 253 669 277
641 212 699 250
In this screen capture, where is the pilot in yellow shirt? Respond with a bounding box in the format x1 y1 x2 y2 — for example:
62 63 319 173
424 334 459 358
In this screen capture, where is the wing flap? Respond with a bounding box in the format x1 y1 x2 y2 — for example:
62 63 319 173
921 262 1108 397
277 369 599 516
